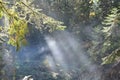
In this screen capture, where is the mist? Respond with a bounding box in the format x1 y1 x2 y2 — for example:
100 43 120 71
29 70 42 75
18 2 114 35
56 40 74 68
0 0 102 80
2 30 102 80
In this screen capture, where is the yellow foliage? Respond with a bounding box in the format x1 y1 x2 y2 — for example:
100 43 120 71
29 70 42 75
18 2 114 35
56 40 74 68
0 0 66 51
8 19 28 51
89 12 95 16
89 0 93 3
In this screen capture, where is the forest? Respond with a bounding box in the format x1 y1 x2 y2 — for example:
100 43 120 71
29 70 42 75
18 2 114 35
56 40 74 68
0 0 120 80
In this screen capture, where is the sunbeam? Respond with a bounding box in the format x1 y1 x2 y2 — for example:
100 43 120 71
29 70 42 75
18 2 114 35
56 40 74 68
45 31 101 80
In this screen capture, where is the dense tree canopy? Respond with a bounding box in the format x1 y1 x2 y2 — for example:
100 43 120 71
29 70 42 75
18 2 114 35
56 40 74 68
0 0 120 80
0 0 119 66
0 0 66 51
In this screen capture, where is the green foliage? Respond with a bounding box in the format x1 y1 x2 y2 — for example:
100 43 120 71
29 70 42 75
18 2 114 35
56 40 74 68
102 48 120 65
102 53 116 65
102 8 120 37
0 27 7 44
7 19 28 51
36 13 66 32
0 0 66 50
101 7 120 64
90 0 101 17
